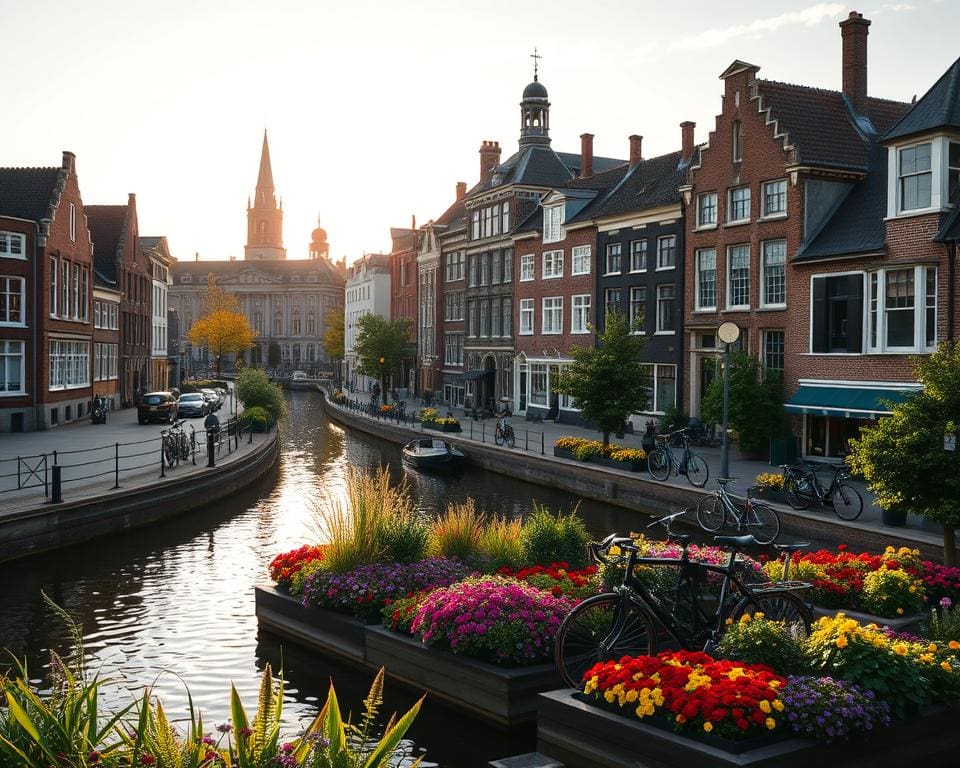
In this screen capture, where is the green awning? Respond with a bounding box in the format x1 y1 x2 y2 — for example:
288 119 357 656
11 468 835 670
784 385 918 419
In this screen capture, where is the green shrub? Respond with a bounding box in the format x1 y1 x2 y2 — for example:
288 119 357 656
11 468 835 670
239 404 271 428
382 513 430 563
478 515 525 571
860 566 926 618
717 613 809 674
429 499 484 562
235 368 287 421
520 503 590 568
922 602 960 643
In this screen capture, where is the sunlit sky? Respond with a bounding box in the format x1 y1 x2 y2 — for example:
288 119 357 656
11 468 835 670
2 0 957 265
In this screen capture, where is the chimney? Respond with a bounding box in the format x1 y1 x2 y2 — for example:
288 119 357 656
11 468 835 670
629 135 643 169
61 151 76 172
580 133 594 178
479 140 502 184
456 181 467 201
840 11 870 115
680 121 696 164
411 214 416 230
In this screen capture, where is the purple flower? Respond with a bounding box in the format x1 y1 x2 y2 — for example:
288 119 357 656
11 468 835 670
941 596 952 609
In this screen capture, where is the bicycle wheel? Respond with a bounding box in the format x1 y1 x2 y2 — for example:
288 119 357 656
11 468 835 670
730 591 812 640
648 449 670 481
784 475 812 510
494 429 504 446
696 494 726 532
506 430 515 448
178 434 190 460
163 440 177 468
685 454 709 488
554 593 657 690
830 483 863 521
745 503 780 544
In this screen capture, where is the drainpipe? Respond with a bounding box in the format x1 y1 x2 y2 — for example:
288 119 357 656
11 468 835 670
949 241 956 342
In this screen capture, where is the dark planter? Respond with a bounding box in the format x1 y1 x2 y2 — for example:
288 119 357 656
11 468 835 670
882 506 908 527
423 420 462 433
537 689 960 768
810 604 925 633
365 626 562 727
254 585 370 667
589 455 647 473
754 488 787 505
553 447 577 461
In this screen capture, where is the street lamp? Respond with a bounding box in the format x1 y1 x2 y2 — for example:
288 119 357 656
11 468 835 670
379 356 385 401
717 321 741 482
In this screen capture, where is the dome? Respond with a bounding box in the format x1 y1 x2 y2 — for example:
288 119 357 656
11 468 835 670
312 226 327 243
522 79 548 99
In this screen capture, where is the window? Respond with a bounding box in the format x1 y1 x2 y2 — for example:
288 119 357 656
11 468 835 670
468 255 477 287
732 120 742 163
444 291 463 321
728 186 751 222
292 311 301 335
468 301 478 337
0 276 24 325
491 298 501 337
604 288 621 318
572 245 591 275
761 240 786 307
503 248 513 283
630 240 647 272
696 193 717 228
444 333 463 366
109 304 118 329
445 251 465 282
629 287 646 330
542 297 562 334
640 363 677 413
0 340 24 395
605 243 621 275
491 250 501 284
253 311 263 335
479 253 489 286
48 339 89 390
543 249 563 279
950 141 960 205
49 256 57 316
519 298 534 335
656 284 675 333
502 202 510 233
181 274 192 283
727 244 750 309
94 300 101 328
307 312 316 335
571 295 590 334
61 261 69 319
812 273 863 353
762 179 787 217
695 249 717 310
899 143 932 211
502 298 512 336
867 266 937 352
763 330 785 374
543 205 563 243
471 210 480 240
71 264 80 319
80 267 89 321
94 342 119 381
519 254 535 281
657 235 676 269
69 203 76 242
0 231 25 259
530 363 548 406
274 311 282 336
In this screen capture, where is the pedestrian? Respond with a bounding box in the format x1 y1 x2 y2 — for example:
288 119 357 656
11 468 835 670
204 410 220 433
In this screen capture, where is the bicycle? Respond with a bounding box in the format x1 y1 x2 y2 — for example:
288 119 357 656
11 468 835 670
696 478 781 544
553 513 813 688
781 462 864 521
647 428 709 487
494 416 515 448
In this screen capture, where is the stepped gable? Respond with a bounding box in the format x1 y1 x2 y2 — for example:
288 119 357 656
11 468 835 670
84 204 128 283
0 166 62 221
884 55 960 142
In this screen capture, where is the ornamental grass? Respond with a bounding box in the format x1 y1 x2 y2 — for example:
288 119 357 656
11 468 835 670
519 503 590 569
429 498 485 562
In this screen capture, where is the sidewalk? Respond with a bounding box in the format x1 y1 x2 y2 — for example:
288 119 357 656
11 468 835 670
344 388 944 550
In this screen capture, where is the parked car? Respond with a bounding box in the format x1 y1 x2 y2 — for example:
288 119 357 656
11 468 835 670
137 392 179 424
200 388 221 411
177 392 209 418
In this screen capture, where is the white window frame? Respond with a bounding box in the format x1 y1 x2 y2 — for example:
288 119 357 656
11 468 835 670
519 253 535 282
571 245 591 276
656 284 675 335
867 265 937 353
641 363 677 414
49 256 57 317
897 141 934 213
519 298 534 335
69 203 77 242
629 286 646 333
629 240 647 272
604 242 621 275
542 296 563 335
542 249 563 279
0 231 26 260
0 340 25 396
571 294 590 334
726 244 751 310
761 240 787 308
695 248 717 311
696 192 718 229
48 339 90 390
727 186 751 224
656 235 676 271
761 179 787 218
543 205 564 243
0 276 26 326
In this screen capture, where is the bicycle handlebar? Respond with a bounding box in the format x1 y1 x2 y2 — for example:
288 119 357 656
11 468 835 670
646 510 687 529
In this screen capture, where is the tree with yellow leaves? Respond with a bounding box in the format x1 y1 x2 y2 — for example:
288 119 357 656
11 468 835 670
187 274 256 376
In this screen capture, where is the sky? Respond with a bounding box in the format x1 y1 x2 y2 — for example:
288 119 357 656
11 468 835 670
1 0 958 265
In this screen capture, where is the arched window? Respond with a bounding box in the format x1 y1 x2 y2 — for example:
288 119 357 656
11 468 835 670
292 310 301 335
258 221 268 234
274 311 283 336
307 312 316 335
253 311 263 335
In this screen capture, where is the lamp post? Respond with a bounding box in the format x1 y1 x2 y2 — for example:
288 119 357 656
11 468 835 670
379 356 385 402
717 321 741 482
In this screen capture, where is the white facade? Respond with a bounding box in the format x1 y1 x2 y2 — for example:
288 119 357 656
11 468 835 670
344 253 391 392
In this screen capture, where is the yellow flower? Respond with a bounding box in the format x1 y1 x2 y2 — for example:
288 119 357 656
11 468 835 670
703 722 713 733
727 667 746 681
773 700 785 712
949 641 960 651
585 677 598 694
836 635 849 649
920 653 935 664
942 662 953 672
892 643 908 656
754 612 765 620
896 608 905 615
768 680 782 689
676 714 686 724
765 717 776 730
929 643 938 652
759 700 772 713
739 613 752 624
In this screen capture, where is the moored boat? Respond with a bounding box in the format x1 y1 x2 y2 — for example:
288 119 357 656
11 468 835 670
401 438 465 470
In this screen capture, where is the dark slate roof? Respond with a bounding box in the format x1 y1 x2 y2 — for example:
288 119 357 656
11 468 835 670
936 205 960 242
85 205 127 283
0 167 61 221
140 236 163 251
593 149 691 219
514 164 630 235
756 80 909 170
884 56 960 142
555 151 627 177
491 145 574 188
434 196 466 229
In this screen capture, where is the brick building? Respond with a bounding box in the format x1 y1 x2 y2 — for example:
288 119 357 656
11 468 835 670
92 280 120 409
0 151 95 431
389 224 419 395
435 187 468 408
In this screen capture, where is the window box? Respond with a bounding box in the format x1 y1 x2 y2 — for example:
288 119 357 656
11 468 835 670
588 455 647 472
553 446 576 461
809 604 925 634
366 625 561 727
422 419 462 433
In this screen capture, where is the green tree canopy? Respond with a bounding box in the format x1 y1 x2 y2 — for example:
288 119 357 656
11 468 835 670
323 308 345 361
847 341 960 565
700 350 785 455
553 309 647 446
354 314 414 400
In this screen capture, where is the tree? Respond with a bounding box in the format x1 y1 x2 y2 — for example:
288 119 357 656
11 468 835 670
201 273 240 315
186 310 256 378
267 340 282 369
553 309 648 446
323 308 345 361
354 314 414 401
847 342 960 566
700 350 785 456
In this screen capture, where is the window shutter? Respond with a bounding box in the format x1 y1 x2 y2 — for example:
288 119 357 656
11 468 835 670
845 275 863 353
811 277 828 353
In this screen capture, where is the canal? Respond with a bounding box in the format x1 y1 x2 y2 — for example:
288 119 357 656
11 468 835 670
0 390 709 766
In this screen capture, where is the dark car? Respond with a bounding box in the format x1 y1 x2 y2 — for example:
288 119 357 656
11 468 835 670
137 391 179 424
177 392 209 418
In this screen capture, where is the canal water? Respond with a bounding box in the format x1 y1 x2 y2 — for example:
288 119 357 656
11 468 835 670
0 391 666 766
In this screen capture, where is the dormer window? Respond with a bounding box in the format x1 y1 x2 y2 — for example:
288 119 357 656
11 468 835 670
889 138 960 215
543 204 564 243
899 143 932 211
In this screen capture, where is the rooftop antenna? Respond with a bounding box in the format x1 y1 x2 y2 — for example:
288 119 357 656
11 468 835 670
530 47 542 81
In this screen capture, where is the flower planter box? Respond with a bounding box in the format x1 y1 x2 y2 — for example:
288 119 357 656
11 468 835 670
553 447 577 461
588 455 647 473
422 420 462 433
754 488 787 505
254 585 369 667
365 626 562 727
537 689 960 768
810 605 926 633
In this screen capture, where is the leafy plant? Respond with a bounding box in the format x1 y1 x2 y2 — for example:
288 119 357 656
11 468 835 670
240 405 271 430
717 613 808 675
520 504 590 569
860 567 925 617
381 513 430 564
922 599 960 643
477 515 525 571
236 368 287 421
429 499 485 562
780 676 891 741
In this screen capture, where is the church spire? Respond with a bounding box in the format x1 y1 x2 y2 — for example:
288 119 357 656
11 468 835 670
255 129 276 207
245 129 286 260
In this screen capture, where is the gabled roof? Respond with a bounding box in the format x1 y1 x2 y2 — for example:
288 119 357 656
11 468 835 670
593 149 691 219
84 205 128 283
0 167 61 221
488 145 574 189
555 151 627 177
884 56 960 143
514 164 632 235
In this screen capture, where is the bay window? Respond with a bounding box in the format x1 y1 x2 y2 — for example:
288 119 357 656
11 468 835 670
899 143 932 211
868 266 937 352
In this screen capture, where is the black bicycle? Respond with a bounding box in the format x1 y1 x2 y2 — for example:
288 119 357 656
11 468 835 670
647 428 709 487
696 478 781 544
161 420 192 467
494 417 515 447
781 462 864 521
553 513 812 689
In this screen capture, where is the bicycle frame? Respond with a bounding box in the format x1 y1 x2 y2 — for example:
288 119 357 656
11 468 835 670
716 484 755 527
784 463 841 506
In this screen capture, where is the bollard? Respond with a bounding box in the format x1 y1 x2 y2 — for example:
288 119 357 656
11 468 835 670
525 430 529 451
207 431 216 467
51 465 63 503
541 432 545 455
114 443 120 488
159 439 166 478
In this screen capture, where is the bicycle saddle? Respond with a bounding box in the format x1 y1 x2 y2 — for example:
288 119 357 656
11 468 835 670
716 477 738 485
713 534 757 548
667 533 691 547
773 542 811 553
